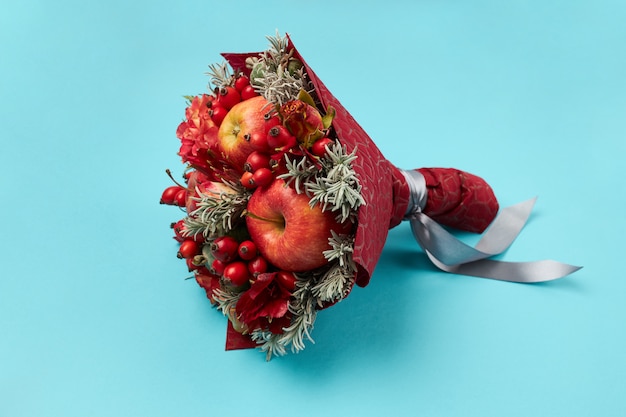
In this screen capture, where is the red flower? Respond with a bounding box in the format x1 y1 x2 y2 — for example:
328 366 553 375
235 272 292 334
195 268 221 304
280 99 324 147
176 94 219 172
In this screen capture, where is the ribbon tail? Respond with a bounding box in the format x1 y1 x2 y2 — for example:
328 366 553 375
475 197 537 254
424 249 582 283
410 201 582 283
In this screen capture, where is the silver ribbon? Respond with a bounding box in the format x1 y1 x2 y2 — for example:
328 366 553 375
401 170 581 282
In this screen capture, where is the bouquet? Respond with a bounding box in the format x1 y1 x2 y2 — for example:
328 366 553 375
161 33 581 359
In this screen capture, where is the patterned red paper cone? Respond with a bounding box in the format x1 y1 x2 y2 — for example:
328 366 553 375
172 34 581 356
222 36 578 290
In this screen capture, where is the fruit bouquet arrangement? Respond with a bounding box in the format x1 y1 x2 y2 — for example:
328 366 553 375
161 33 581 359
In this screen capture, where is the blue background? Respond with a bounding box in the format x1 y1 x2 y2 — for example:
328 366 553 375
1 1 624 416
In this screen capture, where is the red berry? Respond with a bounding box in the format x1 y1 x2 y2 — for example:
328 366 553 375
252 168 273 188
244 151 271 172
209 105 228 125
249 131 271 152
311 138 334 157
237 240 258 261
160 186 183 205
263 112 281 133
276 271 297 291
240 85 258 100
276 134 297 153
269 151 286 169
186 257 201 272
240 171 256 189
234 75 250 92
210 236 239 263
177 239 200 259
174 189 187 207
211 258 227 275
223 261 250 286
267 126 295 149
217 86 241 110
171 220 185 242
247 256 268 277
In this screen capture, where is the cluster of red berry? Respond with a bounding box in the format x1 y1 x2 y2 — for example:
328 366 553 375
206 76 259 126
164 200 296 291
160 70 338 294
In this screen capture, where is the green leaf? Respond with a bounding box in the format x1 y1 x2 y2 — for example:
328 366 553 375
322 106 335 129
297 89 317 107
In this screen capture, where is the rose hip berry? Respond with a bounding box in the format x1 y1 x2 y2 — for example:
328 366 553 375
237 240 258 261
217 86 241 110
244 151 271 172
249 131 271 153
263 112 281 133
174 189 188 207
247 256 268 277
234 75 250 92
177 239 200 259
171 220 185 242
240 85 258 100
267 125 295 149
276 271 297 291
160 186 183 205
210 236 239 263
252 168 273 188
223 261 250 286
211 258 227 275
311 137 334 157
240 171 256 189
209 105 228 126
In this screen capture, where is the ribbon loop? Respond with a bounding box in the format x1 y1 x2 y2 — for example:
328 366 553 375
401 170 581 283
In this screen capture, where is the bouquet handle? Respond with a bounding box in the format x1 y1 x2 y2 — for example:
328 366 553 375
400 169 582 282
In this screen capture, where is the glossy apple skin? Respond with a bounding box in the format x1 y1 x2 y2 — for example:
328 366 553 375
217 96 270 170
246 179 351 272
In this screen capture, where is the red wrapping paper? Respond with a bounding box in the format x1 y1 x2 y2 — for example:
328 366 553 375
222 37 499 288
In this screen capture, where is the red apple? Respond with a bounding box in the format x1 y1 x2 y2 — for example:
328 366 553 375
245 179 351 272
217 96 270 170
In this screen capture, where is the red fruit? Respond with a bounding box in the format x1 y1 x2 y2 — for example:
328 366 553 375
247 256 268 277
240 171 256 189
217 86 241 110
174 189 188 207
210 236 239 262
186 257 201 272
267 125 295 149
263 112 281 133
311 138 334 157
217 96 270 169
276 271 297 291
177 239 200 259
252 168 273 188
209 105 228 125
211 258 227 275
171 220 185 242
234 75 250 92
240 85 258 100
245 179 351 271
249 131 271 153
161 186 183 205
280 99 325 145
269 151 286 169
237 240 258 261
223 261 250 286
244 151 271 172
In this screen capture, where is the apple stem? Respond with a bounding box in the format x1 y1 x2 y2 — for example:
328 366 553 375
243 209 285 226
